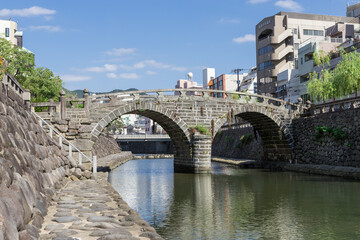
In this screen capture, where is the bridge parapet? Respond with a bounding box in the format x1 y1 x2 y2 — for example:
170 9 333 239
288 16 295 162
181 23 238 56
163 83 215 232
305 97 360 115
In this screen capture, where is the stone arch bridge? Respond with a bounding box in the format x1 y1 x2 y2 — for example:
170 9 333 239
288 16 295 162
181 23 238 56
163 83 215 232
33 89 302 173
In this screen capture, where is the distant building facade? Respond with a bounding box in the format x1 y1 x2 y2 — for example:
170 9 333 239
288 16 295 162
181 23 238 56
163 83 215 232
239 67 257 94
207 73 247 98
256 11 360 98
0 19 23 47
202 68 215 88
175 79 202 96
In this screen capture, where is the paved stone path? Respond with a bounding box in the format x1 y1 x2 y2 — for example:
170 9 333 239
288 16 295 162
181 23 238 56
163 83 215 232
40 176 163 240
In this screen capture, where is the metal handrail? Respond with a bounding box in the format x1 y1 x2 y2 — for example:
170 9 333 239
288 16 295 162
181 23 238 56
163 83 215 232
31 111 92 164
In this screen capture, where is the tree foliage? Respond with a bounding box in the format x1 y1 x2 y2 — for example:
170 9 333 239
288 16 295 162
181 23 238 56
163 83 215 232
307 48 360 102
25 67 63 102
0 37 63 102
105 118 124 133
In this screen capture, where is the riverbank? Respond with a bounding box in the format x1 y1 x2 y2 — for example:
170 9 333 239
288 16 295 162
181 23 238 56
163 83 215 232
40 172 163 240
40 152 165 239
212 156 360 180
133 154 173 160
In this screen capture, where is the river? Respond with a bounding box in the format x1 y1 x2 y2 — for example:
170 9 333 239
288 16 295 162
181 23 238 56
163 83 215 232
109 159 360 240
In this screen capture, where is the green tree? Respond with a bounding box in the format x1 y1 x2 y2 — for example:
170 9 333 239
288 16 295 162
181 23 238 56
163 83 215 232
332 48 360 97
307 49 360 101
105 118 124 133
24 67 63 102
0 37 64 102
0 37 35 83
307 50 335 102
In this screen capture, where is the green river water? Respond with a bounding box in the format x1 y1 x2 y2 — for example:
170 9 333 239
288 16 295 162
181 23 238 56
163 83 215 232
109 159 360 240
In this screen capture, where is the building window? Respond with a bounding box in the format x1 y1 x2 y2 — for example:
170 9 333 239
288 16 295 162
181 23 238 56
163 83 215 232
300 76 309 83
259 61 273 70
5 28 9 37
301 58 303 65
305 53 313 62
258 45 273 56
293 28 298 35
303 29 324 36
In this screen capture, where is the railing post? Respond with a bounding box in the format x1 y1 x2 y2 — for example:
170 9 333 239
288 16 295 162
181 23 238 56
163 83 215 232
79 153 82 165
49 99 54 114
93 156 97 179
49 128 53 138
69 144 72 158
297 98 303 113
59 137 62 149
83 88 89 117
60 90 66 120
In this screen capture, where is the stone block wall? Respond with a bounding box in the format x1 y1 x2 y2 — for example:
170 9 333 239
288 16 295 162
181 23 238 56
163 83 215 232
292 109 360 167
92 134 121 158
0 90 79 239
212 126 263 160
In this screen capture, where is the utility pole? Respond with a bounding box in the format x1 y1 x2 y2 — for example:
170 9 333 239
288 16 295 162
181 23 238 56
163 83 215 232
232 68 244 92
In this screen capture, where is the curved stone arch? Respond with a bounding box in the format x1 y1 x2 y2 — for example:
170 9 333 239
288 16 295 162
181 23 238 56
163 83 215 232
90 101 193 170
213 105 294 162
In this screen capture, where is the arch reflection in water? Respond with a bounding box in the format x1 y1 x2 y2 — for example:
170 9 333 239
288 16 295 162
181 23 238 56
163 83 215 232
110 159 360 240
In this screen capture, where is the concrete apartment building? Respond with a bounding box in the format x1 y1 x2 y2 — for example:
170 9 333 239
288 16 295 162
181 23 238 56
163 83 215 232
256 11 360 98
0 19 23 47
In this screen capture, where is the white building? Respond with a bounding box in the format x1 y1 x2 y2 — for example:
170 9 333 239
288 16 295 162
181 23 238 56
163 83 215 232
202 68 215 88
240 67 258 94
0 19 23 47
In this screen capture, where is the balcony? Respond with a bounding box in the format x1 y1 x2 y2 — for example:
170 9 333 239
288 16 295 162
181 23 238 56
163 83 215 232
270 29 292 44
271 45 294 60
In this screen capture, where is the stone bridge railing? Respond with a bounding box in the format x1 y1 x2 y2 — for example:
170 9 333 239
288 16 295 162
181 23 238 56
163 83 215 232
305 97 360 115
31 88 303 122
88 88 302 113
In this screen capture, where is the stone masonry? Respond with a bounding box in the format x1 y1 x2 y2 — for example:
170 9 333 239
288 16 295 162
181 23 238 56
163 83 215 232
36 89 300 173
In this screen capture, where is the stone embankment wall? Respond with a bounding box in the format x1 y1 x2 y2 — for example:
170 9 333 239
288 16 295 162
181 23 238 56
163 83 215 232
0 85 91 239
292 109 360 167
212 126 263 160
92 134 121 158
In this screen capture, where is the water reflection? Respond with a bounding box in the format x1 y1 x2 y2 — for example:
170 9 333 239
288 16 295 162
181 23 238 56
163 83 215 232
110 159 360 240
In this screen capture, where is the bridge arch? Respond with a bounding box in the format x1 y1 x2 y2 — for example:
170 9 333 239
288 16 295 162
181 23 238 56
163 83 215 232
213 105 294 161
90 101 194 172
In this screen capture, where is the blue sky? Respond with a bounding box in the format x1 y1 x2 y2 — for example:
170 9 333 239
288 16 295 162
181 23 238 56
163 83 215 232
0 0 351 92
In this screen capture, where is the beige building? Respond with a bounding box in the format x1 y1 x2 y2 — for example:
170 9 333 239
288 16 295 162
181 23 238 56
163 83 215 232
256 11 360 97
0 19 23 47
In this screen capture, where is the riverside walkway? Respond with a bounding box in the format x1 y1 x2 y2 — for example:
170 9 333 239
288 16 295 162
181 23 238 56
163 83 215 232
40 173 163 240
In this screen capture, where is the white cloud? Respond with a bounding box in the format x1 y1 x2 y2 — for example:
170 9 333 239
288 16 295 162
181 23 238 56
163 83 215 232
232 34 255 43
129 60 186 71
218 18 240 24
275 0 304 11
28 25 62 32
83 64 117 73
61 75 92 82
247 0 269 4
105 48 136 56
106 73 117 79
106 73 140 79
0 6 56 17
146 70 157 75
